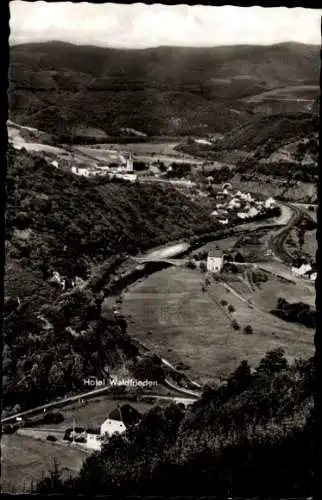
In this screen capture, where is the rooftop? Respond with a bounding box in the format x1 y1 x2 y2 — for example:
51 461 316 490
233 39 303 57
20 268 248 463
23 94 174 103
208 249 223 258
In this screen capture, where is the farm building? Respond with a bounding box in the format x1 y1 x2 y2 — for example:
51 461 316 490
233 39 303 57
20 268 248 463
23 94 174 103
100 418 126 438
109 404 141 427
86 433 102 451
264 197 276 208
291 263 312 277
207 250 224 273
100 404 141 438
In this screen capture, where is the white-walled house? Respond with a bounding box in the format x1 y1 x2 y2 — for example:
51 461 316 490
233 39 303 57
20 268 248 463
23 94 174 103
71 166 90 176
248 207 260 218
207 250 224 273
264 197 276 209
100 418 127 438
86 433 102 451
228 198 241 209
292 263 312 277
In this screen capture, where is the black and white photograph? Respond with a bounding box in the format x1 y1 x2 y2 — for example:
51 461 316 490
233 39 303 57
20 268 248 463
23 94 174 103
2 1 320 495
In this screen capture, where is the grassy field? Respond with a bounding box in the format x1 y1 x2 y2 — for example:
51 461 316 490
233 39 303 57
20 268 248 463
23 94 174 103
244 84 319 103
121 267 314 385
191 236 239 256
225 270 315 310
230 175 316 202
110 142 182 155
303 229 317 260
1 433 87 493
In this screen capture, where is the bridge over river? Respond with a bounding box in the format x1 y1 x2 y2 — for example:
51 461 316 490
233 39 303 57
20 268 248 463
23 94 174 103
132 256 189 266
132 241 191 265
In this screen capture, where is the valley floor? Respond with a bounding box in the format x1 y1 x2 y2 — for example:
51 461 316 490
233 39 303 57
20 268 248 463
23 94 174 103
121 266 314 385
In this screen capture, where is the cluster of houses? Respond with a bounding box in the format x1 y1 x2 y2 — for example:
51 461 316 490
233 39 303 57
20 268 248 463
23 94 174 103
70 152 137 182
291 259 317 281
48 270 85 291
211 183 276 225
64 404 141 452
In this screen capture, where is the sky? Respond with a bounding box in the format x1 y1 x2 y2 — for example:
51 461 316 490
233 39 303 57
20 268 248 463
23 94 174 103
10 2 321 48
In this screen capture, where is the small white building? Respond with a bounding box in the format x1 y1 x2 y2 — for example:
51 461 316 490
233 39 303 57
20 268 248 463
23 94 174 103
86 433 102 451
248 207 260 218
49 271 65 290
100 418 127 438
292 263 312 277
218 218 229 225
71 166 90 177
207 250 224 273
310 272 317 281
228 198 241 209
114 173 137 183
265 197 276 209
194 138 212 146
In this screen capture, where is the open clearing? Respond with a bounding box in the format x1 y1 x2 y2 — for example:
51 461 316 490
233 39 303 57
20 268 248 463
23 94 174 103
223 270 315 310
231 175 316 203
78 142 200 163
303 230 317 259
122 267 314 385
244 84 319 103
1 433 86 493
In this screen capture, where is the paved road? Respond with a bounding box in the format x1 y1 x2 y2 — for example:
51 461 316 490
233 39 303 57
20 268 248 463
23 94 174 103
267 203 302 264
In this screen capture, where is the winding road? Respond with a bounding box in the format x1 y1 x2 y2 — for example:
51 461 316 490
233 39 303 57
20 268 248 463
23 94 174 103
267 203 302 264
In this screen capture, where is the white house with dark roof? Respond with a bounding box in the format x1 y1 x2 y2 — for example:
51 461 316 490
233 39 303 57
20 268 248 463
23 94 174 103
99 404 141 438
100 418 126 437
207 249 224 273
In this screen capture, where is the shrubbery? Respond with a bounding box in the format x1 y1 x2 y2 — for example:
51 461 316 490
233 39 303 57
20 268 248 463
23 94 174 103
271 298 315 329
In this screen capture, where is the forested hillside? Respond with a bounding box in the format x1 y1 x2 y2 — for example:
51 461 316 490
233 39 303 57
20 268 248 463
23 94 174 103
9 41 320 138
4 146 218 411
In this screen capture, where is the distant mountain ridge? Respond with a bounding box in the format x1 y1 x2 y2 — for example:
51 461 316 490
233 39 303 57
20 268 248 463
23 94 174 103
9 41 320 137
